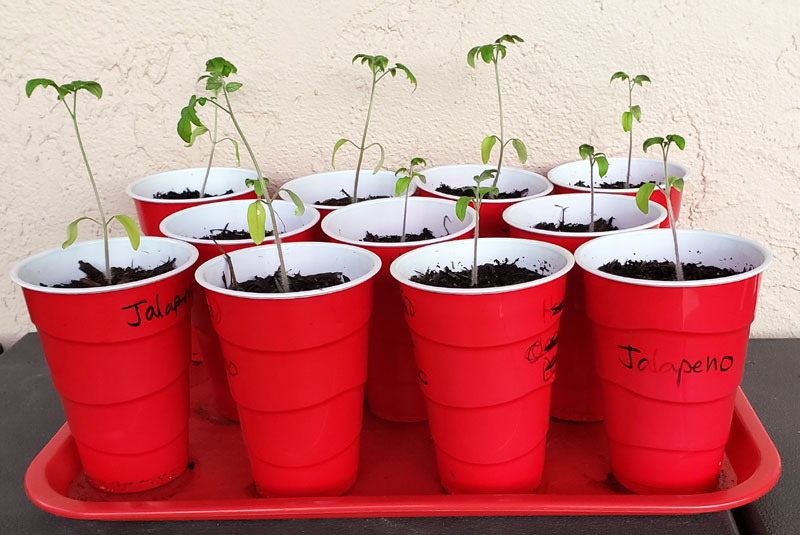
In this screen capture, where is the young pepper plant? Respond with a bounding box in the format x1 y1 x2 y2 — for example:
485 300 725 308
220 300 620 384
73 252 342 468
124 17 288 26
578 144 609 232
455 169 499 286
610 71 651 188
635 134 686 281
25 78 140 282
184 57 305 292
177 84 241 197
467 34 528 191
332 54 416 203
394 157 427 242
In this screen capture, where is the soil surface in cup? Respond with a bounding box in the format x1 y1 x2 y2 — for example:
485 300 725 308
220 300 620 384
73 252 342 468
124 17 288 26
315 189 389 206
51 259 177 288
599 259 743 281
410 259 545 288
198 223 274 241
362 228 437 243
573 180 647 189
435 184 529 199
153 188 234 199
230 270 350 293
534 217 619 233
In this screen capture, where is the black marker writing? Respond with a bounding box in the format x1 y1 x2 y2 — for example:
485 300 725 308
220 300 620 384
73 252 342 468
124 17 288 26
122 290 190 327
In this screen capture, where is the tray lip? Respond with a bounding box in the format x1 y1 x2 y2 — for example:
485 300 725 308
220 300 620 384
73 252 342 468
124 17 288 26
24 388 781 521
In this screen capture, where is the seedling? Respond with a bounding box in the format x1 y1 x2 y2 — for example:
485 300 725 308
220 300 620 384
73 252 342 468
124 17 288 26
177 78 241 197
332 54 416 203
636 134 686 280
467 34 528 191
182 57 305 292
455 169 499 286
578 144 609 232
25 78 140 282
394 158 428 242
610 71 651 187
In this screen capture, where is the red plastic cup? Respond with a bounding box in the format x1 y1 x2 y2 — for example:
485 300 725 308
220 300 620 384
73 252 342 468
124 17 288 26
321 197 476 422
547 157 689 228
280 170 416 241
415 164 553 237
574 229 771 493
126 167 257 236
10 237 199 493
160 199 320 421
503 193 667 422
391 238 573 493
195 242 381 496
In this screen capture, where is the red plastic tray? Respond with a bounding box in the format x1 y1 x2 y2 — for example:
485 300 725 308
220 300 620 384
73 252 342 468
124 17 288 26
25 363 781 520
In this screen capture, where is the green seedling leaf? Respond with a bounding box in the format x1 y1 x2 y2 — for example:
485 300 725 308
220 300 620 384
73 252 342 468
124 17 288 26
247 200 267 244
280 188 306 216
410 156 427 167
218 137 241 165
610 71 629 83
395 176 412 196
25 78 58 97
635 182 656 213
668 176 685 191
631 104 642 121
596 155 609 177
511 138 528 163
633 74 651 85
455 196 471 221
177 96 203 143
643 137 664 152
477 186 499 198
245 178 265 197
111 214 141 250
579 143 594 160
495 34 524 44
62 216 98 248
475 168 498 183
205 77 222 91
481 135 498 164
226 81 243 93
331 137 353 168
395 63 417 91
667 134 686 150
467 46 480 68
206 57 237 77
480 44 495 63
185 125 209 147
622 111 633 132
71 80 103 99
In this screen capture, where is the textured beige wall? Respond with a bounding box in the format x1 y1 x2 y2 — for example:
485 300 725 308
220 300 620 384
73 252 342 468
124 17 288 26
1 0 798 348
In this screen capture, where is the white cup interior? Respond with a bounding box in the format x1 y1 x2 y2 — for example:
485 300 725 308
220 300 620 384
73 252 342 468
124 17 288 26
279 170 414 207
547 157 689 190
126 167 256 201
416 164 552 202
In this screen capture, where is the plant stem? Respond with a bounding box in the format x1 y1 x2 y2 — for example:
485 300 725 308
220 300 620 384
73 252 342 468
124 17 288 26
588 158 595 233
662 146 684 281
199 101 219 198
222 86 291 292
471 197 480 287
64 95 110 281
625 82 633 188
491 57 505 190
352 73 378 203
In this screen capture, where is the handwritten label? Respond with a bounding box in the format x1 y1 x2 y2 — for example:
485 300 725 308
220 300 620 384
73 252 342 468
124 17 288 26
541 297 565 322
402 294 415 318
122 290 189 327
618 344 734 387
228 361 238 377
525 333 559 382
418 369 428 386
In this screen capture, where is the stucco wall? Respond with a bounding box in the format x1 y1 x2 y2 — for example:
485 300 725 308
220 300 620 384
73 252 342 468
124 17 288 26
1 0 798 348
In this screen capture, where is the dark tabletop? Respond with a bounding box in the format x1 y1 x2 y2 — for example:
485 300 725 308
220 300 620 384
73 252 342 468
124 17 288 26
1 334 795 535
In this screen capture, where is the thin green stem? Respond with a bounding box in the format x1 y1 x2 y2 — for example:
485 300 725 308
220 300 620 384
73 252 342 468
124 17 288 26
588 158 595 233
471 196 480 287
400 163 413 243
222 86 290 292
626 82 633 188
661 145 684 281
65 95 110 281
199 101 219 198
491 57 505 190
352 73 378 202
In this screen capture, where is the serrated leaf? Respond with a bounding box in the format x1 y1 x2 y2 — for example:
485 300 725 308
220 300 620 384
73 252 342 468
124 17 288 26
668 134 686 150
511 138 528 163
480 44 494 64
481 135 498 164
185 125 209 147
371 142 385 174
247 200 267 244
643 137 664 152
622 111 633 132
668 176 685 192
455 196 471 221
579 144 594 160
631 104 642 121
636 183 656 213
395 177 412 196
112 214 141 250
62 216 97 248
205 77 222 91
596 155 609 177
331 137 351 168
280 188 306 216
206 57 237 77
226 81 242 93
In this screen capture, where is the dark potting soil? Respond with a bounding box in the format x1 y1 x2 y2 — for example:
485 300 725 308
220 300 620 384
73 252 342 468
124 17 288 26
534 217 619 233
410 258 545 289
315 189 389 206
573 180 647 189
198 223 274 240
362 228 437 243
153 188 234 200
49 258 177 288
435 184 529 199
599 259 743 281
233 270 350 293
